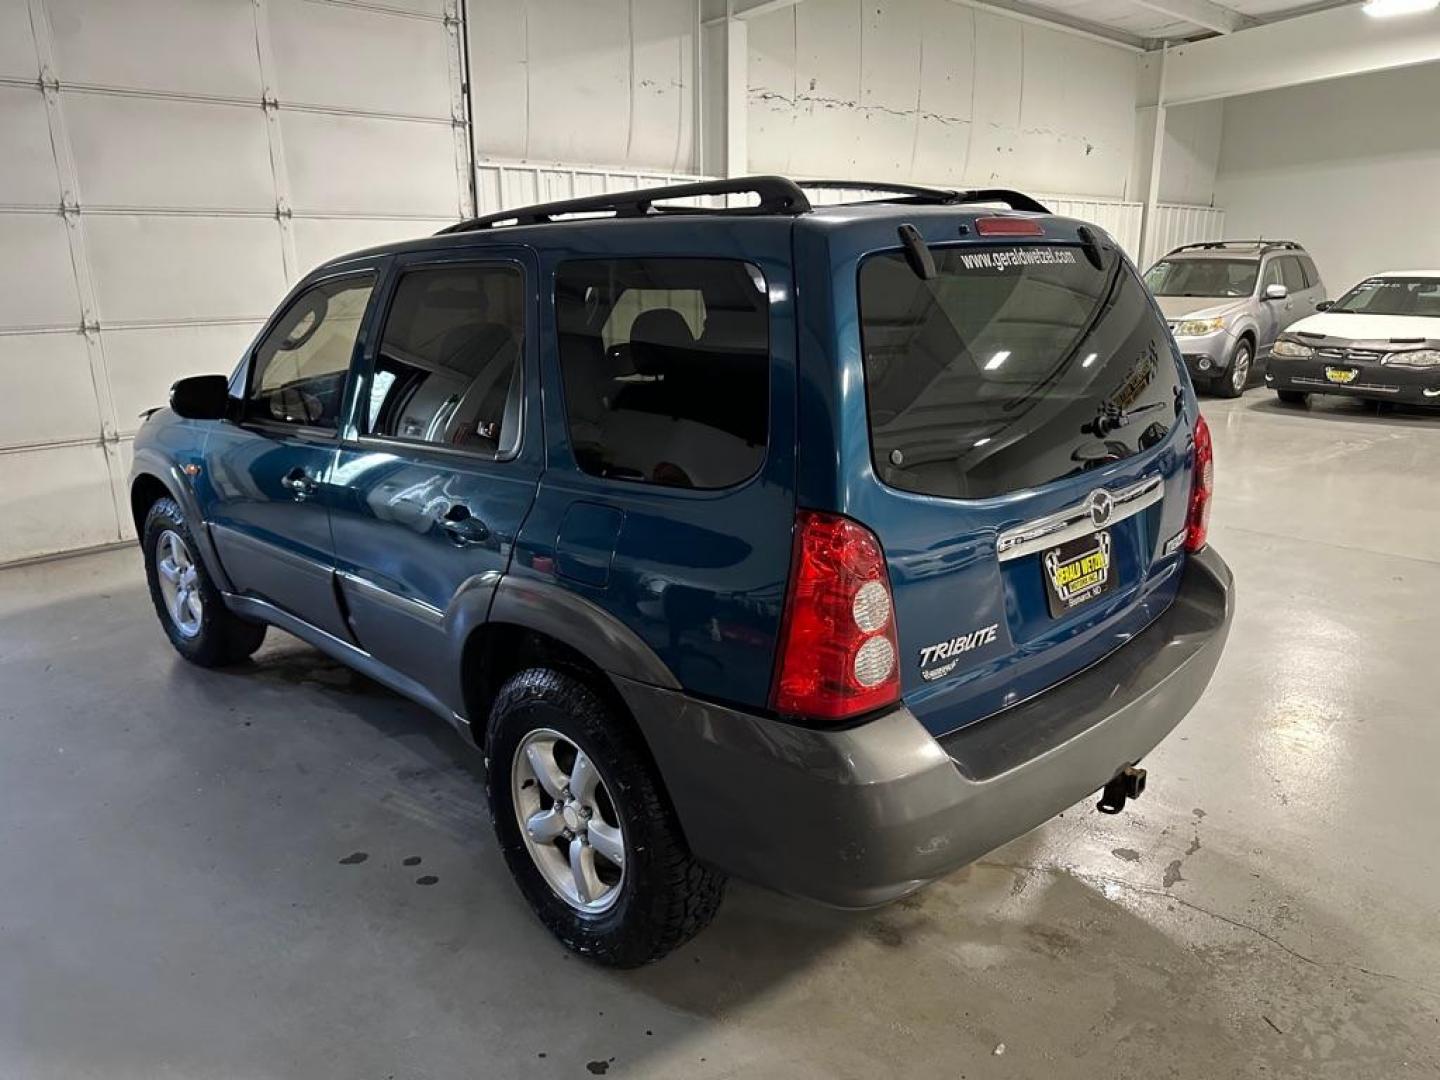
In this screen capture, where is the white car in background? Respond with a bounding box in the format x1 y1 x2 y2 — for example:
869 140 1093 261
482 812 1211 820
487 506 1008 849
1267 271 1440 408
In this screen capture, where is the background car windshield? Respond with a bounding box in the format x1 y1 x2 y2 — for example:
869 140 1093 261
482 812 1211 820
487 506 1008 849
1328 277 1440 317
1144 258 1258 297
859 244 1181 500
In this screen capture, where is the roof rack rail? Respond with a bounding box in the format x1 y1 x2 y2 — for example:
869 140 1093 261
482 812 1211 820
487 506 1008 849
796 179 1050 214
1168 239 1303 254
436 175 1054 235
437 175 811 234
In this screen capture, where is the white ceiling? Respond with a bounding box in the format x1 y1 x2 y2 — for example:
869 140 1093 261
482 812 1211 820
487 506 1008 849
994 0 1358 48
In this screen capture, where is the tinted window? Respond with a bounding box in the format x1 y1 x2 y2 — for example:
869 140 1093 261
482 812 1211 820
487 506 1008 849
1144 258 1257 298
364 265 524 456
1298 255 1319 289
1279 256 1306 292
860 244 1181 500
249 276 375 428
1261 259 1284 292
556 258 769 489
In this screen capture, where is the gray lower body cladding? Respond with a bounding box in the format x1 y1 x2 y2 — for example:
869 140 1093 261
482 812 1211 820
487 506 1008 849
619 545 1233 908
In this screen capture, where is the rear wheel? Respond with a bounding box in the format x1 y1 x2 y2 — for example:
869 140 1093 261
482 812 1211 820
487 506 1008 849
1215 339 1253 398
1275 390 1309 406
485 667 724 967
142 497 266 666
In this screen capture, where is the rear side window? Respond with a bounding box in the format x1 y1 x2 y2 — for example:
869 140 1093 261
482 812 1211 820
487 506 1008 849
555 258 769 489
859 245 1181 500
248 275 375 429
363 264 524 457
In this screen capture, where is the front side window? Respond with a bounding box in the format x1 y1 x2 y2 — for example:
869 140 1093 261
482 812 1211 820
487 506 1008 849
248 275 375 429
1261 259 1284 293
1279 257 1307 293
555 258 769 490
362 264 525 457
860 244 1181 500
1144 258 1258 298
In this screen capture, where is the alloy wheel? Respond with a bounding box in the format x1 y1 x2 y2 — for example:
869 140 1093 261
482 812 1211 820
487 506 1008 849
1231 345 1252 392
155 529 203 638
511 728 627 913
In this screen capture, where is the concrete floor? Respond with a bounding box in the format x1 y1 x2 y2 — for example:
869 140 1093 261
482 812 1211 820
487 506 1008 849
3 393 1438 1079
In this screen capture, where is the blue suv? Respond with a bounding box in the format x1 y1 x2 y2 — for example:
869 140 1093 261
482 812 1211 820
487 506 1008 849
130 177 1233 966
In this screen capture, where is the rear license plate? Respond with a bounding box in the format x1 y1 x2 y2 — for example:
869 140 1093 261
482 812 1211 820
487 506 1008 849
1325 366 1359 384
1043 531 1115 617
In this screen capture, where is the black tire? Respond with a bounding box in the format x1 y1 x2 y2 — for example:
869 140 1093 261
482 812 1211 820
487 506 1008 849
1276 390 1309 406
141 497 266 667
1215 339 1253 398
485 667 724 967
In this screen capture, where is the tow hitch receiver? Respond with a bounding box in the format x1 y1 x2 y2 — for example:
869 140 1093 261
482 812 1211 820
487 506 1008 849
1097 765 1147 815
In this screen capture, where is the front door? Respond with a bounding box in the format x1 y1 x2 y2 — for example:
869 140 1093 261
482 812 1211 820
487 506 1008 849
1255 257 1288 358
328 253 542 703
200 270 380 641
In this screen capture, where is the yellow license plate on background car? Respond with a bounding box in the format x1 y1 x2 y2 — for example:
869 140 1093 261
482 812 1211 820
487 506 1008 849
1325 366 1359 384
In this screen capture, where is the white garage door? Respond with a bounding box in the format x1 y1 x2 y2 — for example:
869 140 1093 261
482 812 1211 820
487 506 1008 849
0 0 471 565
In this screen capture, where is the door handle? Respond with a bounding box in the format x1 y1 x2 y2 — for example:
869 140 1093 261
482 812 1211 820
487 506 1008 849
282 467 318 499
439 503 489 545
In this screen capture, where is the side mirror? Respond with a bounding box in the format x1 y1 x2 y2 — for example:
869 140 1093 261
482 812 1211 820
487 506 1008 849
1316 299 1332 311
170 374 232 421
1264 283 1289 301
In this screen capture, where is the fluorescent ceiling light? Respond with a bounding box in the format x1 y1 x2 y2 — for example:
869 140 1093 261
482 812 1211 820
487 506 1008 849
984 350 1010 371
1363 0 1437 16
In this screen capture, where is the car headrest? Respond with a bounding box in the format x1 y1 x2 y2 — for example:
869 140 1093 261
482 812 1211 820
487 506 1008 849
629 309 695 376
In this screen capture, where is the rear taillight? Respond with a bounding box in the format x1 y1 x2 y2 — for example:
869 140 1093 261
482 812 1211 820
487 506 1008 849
771 511 901 721
1185 414 1214 552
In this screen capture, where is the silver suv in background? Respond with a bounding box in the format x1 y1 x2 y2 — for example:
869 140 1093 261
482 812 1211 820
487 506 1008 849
1145 241 1328 397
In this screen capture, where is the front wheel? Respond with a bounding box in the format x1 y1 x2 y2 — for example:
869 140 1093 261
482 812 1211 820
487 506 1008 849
1215 340 1253 398
142 497 266 666
486 668 725 967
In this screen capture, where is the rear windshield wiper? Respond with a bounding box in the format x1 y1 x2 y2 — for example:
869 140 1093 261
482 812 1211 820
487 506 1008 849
1082 399 1168 437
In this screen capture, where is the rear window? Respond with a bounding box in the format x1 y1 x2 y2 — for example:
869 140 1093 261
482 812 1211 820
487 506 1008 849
556 258 769 490
859 244 1181 500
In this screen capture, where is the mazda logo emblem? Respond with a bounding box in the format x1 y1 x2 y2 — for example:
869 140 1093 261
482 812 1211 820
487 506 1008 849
1087 489 1114 528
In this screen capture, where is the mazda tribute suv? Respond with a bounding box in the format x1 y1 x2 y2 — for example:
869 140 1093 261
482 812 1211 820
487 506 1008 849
131 177 1233 966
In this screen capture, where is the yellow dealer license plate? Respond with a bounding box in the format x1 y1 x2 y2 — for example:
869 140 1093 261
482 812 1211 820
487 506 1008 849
1043 531 1115 617
1325 366 1359 384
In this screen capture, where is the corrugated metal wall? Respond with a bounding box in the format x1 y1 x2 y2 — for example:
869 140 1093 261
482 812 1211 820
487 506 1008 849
0 0 470 565
1146 202 1229 265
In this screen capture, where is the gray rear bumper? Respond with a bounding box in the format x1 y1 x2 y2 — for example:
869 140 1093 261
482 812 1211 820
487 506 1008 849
618 546 1234 908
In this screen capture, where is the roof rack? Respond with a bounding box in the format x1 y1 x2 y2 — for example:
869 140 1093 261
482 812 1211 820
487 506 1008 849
796 180 1050 214
437 175 1056 235
437 176 811 234
1168 239 1303 254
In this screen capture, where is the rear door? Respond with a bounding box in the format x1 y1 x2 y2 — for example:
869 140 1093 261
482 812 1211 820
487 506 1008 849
803 215 1196 737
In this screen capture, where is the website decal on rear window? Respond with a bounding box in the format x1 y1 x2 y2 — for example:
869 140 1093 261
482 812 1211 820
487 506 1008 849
858 243 1181 500
955 247 1079 273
